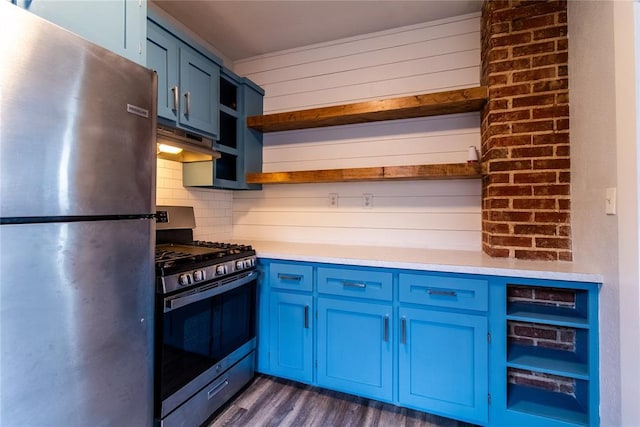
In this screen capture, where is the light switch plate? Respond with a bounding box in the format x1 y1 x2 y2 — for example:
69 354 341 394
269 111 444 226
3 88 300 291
606 187 616 215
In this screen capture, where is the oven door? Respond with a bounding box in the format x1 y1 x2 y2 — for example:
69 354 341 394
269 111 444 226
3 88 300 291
156 270 257 418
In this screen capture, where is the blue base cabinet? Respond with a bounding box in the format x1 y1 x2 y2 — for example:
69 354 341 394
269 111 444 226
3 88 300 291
317 298 393 401
399 307 487 424
13 0 146 64
268 292 313 383
256 259 600 427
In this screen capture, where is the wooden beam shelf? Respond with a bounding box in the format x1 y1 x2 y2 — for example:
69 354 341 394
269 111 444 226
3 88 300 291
246 86 488 132
246 163 482 184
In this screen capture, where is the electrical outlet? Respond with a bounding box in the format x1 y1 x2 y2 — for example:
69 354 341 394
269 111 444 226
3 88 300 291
363 193 373 208
329 193 339 208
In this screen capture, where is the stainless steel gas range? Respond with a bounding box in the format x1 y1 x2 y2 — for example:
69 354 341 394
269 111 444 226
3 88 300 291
154 206 257 427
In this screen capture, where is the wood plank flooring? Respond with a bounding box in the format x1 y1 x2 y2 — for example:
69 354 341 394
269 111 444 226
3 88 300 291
207 375 475 427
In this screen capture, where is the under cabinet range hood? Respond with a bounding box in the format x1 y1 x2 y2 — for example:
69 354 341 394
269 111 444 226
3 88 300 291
156 124 221 162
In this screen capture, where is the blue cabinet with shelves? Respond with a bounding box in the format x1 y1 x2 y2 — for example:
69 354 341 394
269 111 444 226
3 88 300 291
256 258 600 426
146 19 220 138
207 69 264 190
13 0 146 64
489 278 599 427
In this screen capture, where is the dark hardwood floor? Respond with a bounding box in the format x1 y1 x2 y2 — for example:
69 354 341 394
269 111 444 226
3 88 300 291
207 374 475 427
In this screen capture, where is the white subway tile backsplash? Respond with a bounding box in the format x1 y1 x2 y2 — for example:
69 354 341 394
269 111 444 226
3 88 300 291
156 159 233 241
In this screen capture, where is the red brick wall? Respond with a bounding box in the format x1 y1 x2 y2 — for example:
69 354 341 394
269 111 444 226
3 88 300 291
481 0 571 260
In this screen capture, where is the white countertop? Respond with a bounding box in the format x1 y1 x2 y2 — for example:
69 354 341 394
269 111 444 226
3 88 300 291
241 240 603 283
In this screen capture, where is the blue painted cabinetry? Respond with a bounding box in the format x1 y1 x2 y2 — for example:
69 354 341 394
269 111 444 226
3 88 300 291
316 267 394 401
262 262 314 383
146 20 220 138
398 273 489 425
206 69 264 190
488 277 600 427
13 0 146 64
257 258 600 427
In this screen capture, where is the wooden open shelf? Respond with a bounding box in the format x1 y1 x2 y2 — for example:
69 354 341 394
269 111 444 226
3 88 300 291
247 86 488 132
246 163 482 184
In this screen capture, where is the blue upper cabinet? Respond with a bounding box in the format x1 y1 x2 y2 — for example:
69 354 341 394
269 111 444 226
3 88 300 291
14 0 146 64
146 19 220 138
178 46 219 136
146 22 178 121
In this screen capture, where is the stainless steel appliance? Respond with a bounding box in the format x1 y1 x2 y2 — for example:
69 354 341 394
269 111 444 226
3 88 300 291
0 3 157 426
155 206 257 427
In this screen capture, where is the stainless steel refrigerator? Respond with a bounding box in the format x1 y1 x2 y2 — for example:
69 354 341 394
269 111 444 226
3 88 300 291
0 3 157 426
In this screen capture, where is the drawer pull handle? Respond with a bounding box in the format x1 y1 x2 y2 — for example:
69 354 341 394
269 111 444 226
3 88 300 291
401 317 407 345
428 289 457 297
383 315 389 342
278 274 302 282
304 305 309 329
343 281 366 289
207 378 229 400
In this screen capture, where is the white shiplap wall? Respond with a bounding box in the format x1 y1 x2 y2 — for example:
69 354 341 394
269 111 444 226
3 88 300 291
156 159 233 242
232 13 482 250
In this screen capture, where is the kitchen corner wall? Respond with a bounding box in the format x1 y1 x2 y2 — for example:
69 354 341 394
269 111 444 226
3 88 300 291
156 159 233 241
232 13 483 250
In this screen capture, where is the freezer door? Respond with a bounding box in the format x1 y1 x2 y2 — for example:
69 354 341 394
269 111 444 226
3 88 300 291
0 3 157 218
0 219 154 426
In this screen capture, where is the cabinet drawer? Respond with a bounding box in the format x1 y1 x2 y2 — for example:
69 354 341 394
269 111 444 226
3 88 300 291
318 267 392 301
399 273 488 311
269 262 313 292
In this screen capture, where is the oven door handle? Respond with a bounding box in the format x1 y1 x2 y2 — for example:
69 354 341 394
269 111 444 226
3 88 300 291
164 270 258 313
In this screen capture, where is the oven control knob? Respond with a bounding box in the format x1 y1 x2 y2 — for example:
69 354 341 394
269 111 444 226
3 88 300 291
193 270 204 282
236 260 244 269
216 265 226 276
178 274 191 286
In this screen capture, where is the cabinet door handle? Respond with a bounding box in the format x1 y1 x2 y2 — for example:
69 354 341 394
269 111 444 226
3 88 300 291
304 305 309 329
171 86 179 112
342 281 366 289
401 317 407 345
427 289 458 297
184 91 191 117
278 273 302 282
383 315 389 342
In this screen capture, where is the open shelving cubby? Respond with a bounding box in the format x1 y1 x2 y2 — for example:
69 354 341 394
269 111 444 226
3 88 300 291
503 284 598 427
245 86 488 185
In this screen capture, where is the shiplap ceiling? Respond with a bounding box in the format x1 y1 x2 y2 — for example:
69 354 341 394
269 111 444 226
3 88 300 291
151 0 482 61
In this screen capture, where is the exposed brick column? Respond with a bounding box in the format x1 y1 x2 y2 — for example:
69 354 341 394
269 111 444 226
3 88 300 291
481 0 571 261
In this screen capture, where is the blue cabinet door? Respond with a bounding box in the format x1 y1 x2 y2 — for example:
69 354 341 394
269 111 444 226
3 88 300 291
269 292 313 383
317 298 392 401
146 22 178 121
178 46 219 137
399 307 488 425
16 0 146 64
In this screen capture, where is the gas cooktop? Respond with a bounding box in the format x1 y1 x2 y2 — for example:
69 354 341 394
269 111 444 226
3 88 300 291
155 242 255 270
